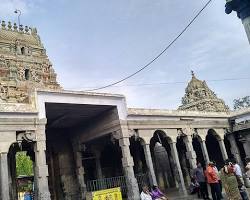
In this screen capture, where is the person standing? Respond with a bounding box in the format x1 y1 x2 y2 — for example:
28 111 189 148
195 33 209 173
220 159 242 200
231 158 249 200
205 161 222 200
213 162 223 196
193 162 210 199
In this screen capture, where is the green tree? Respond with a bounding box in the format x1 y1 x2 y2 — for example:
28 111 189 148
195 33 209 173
16 151 33 177
233 96 250 110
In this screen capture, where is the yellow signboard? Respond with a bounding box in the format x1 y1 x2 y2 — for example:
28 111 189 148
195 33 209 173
92 187 122 200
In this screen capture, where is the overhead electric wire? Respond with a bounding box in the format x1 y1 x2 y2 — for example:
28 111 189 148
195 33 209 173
85 0 212 92
78 77 250 90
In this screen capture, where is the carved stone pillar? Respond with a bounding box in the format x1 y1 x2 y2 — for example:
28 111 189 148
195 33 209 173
218 139 228 161
227 133 244 168
200 140 210 165
183 135 197 170
34 125 51 200
170 142 187 195
72 139 87 200
196 129 209 165
142 143 157 186
0 152 10 200
117 125 140 200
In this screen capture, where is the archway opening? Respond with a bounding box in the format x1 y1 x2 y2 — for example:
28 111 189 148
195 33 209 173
150 130 176 191
224 136 233 159
8 140 35 200
206 130 224 169
176 136 190 185
100 142 123 178
129 137 147 175
192 136 205 168
129 136 150 190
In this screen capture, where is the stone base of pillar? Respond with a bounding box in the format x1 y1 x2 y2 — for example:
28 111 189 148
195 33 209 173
123 166 140 200
242 16 250 44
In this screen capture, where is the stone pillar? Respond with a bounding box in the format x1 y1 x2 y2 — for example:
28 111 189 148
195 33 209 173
91 146 104 180
75 150 87 199
0 152 10 200
183 135 197 170
200 140 210 165
218 139 228 161
34 125 51 200
197 129 210 165
117 126 140 200
95 151 103 180
170 142 187 195
214 129 228 161
142 143 157 186
72 139 87 200
227 133 244 168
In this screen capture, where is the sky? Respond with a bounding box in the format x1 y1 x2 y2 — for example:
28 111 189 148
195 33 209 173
0 0 249 110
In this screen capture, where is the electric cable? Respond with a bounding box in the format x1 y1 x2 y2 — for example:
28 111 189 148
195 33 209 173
79 76 250 90
85 0 212 92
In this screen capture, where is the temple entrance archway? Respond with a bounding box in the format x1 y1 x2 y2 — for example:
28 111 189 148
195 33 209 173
150 130 176 191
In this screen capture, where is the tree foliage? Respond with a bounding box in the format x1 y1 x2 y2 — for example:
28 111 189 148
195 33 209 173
16 151 33 177
233 96 250 110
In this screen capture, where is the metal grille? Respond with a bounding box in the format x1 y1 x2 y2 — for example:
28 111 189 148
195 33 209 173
86 173 149 196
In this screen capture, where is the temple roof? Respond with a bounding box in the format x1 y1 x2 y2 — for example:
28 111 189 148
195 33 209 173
178 71 229 112
0 21 42 47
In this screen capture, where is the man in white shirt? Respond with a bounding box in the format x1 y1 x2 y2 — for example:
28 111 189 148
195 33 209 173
231 158 243 177
140 186 152 200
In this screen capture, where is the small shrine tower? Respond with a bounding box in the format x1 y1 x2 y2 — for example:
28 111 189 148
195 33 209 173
179 71 229 112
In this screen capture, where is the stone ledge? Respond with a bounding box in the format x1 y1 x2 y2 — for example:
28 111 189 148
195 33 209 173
128 108 230 118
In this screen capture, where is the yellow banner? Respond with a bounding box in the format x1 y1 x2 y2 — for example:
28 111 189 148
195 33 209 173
92 187 122 200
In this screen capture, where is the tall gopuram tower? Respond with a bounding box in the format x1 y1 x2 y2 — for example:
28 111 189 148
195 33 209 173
179 72 229 112
225 0 250 44
0 20 60 103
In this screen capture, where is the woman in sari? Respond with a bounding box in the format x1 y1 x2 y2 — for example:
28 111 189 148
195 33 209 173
220 160 242 200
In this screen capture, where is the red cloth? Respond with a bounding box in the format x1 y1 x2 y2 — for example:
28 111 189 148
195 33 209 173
205 165 219 184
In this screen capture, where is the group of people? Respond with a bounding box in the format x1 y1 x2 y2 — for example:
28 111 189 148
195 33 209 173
140 185 168 200
191 158 250 200
140 158 250 200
